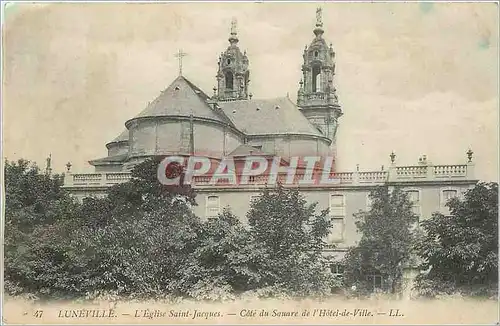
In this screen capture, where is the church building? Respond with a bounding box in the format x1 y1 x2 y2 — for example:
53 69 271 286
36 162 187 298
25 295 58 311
63 9 478 287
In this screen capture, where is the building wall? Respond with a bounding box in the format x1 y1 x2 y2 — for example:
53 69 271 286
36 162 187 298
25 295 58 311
247 136 330 158
107 142 129 157
193 182 477 253
94 165 124 173
128 118 243 158
130 120 158 156
66 189 109 202
156 120 183 154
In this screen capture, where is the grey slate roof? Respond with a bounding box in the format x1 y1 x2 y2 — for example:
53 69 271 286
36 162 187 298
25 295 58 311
89 154 128 165
132 75 231 125
108 129 129 144
228 144 273 157
217 97 323 136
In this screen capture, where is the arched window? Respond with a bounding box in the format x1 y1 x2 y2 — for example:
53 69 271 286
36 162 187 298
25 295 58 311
312 66 321 92
225 71 234 90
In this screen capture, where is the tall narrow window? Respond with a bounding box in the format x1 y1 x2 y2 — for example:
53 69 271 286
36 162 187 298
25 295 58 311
312 66 321 92
206 195 220 219
328 194 345 243
330 263 344 278
225 71 233 90
406 190 421 219
367 274 384 292
441 189 458 207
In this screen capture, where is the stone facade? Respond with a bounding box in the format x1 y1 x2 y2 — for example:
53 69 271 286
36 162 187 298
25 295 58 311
62 9 478 269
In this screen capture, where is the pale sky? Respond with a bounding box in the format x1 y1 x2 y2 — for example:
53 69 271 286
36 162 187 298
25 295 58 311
2 2 499 181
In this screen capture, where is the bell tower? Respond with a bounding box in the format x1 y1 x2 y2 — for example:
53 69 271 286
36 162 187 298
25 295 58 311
215 19 250 101
297 8 342 148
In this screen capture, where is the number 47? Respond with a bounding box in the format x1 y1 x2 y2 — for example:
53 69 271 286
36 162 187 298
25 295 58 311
33 310 43 318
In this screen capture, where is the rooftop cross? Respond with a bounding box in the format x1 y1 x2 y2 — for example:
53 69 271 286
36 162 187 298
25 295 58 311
229 18 239 44
174 49 188 76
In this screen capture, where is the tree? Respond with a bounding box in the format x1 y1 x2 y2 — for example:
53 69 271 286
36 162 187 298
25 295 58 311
69 156 203 299
178 209 260 300
4 159 72 227
4 156 203 299
246 184 335 297
4 159 83 297
414 182 498 297
342 186 418 295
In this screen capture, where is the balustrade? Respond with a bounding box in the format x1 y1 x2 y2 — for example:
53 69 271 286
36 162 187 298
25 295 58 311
72 174 102 184
434 165 467 178
65 163 471 189
332 172 353 183
395 166 427 178
358 171 388 182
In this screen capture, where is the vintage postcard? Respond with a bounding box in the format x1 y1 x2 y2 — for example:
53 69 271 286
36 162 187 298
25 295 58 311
2 1 499 325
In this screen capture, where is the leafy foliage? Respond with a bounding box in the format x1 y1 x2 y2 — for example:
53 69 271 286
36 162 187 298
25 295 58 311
342 186 418 295
4 158 202 299
4 158 336 300
246 184 337 297
176 209 261 300
414 182 498 297
4 159 82 297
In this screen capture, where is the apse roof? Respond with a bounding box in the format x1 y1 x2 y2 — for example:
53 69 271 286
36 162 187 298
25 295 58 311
107 129 129 145
218 97 324 137
228 144 273 157
130 75 231 125
88 154 128 166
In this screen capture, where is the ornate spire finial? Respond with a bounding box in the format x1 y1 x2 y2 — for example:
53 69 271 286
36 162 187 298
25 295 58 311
231 17 237 35
316 7 323 27
229 18 239 44
390 151 396 164
66 161 72 172
467 148 474 163
313 7 325 37
45 154 52 175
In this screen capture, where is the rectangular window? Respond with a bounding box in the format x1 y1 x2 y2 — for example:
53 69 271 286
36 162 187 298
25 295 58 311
328 194 345 243
442 189 458 204
406 190 421 218
206 195 220 218
330 263 344 277
328 219 344 243
329 194 345 216
367 274 384 291
440 189 458 216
